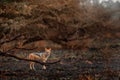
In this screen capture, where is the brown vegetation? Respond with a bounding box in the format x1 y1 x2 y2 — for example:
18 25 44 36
0 0 119 50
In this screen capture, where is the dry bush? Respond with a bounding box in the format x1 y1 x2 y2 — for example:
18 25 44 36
0 0 119 49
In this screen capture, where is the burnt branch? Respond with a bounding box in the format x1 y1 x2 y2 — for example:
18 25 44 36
14 47 38 50
23 36 43 45
2 46 37 54
0 52 61 65
0 34 22 45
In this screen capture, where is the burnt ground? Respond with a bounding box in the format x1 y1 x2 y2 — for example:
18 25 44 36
0 46 120 80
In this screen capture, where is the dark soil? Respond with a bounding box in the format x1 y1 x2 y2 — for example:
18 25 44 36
0 46 120 80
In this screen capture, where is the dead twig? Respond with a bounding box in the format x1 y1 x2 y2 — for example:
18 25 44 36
14 47 38 50
0 34 22 45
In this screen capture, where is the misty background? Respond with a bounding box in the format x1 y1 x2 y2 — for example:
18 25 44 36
80 0 120 28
